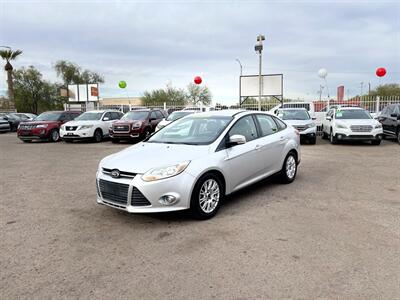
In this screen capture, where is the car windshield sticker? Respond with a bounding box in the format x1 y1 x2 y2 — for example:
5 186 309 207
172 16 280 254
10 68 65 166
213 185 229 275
336 112 343 117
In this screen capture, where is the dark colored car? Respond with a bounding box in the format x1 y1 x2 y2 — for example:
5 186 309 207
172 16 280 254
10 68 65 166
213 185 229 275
109 109 164 142
378 104 400 144
2 113 30 131
0 117 11 133
17 111 81 142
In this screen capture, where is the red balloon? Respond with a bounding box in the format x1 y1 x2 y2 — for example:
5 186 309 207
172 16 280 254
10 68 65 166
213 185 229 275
376 67 386 77
194 76 202 85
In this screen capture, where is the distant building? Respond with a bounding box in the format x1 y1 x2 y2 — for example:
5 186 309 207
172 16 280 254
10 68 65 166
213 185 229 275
99 97 143 106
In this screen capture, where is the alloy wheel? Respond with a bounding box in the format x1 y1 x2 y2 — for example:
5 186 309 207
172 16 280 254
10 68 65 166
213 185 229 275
285 155 297 179
51 130 59 142
199 179 220 214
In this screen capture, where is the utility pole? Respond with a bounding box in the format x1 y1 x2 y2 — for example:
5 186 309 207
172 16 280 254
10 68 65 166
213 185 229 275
360 82 364 97
368 82 371 95
255 34 265 111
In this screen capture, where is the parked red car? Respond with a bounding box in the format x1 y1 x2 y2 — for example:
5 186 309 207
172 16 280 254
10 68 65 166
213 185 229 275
17 111 81 142
109 109 165 143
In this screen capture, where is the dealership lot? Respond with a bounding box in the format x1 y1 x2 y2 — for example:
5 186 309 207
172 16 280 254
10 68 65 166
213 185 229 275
1 133 399 299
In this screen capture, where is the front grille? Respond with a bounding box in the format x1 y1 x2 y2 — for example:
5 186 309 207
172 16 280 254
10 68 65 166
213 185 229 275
131 188 151 206
348 135 374 139
102 168 136 179
350 125 373 133
66 126 78 131
113 125 130 132
294 125 306 131
20 124 35 130
98 179 129 205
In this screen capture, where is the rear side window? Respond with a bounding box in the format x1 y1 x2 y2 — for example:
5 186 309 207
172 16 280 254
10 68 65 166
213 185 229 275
393 106 400 115
110 112 121 120
255 114 278 136
273 116 287 130
155 111 163 119
150 111 157 119
228 115 258 142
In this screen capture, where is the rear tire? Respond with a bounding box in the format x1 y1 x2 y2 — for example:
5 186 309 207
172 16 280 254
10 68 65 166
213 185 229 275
49 129 60 142
22 140 31 143
280 152 298 184
371 140 381 145
93 129 102 143
321 126 328 139
190 173 224 220
330 130 337 144
64 139 73 143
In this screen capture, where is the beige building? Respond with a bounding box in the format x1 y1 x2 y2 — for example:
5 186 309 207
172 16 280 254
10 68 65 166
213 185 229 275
99 97 143 106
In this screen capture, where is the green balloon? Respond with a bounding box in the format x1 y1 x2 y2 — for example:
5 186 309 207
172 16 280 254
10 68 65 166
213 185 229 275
119 81 127 89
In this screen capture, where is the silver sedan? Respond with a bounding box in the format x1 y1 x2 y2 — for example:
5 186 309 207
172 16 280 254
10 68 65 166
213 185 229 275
96 110 300 219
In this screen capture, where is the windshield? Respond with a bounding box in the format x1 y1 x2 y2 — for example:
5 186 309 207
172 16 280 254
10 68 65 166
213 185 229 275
278 110 310 120
148 115 232 145
336 109 371 119
166 111 192 121
121 111 149 121
75 112 103 121
35 112 62 121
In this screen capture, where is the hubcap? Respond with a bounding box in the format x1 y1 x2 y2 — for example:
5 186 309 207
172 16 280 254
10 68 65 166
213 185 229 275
286 156 296 179
95 131 101 141
199 179 220 214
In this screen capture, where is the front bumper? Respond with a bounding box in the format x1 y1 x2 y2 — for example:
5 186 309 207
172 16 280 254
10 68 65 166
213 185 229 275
96 170 195 213
298 127 317 140
60 128 95 139
334 128 383 141
18 128 50 140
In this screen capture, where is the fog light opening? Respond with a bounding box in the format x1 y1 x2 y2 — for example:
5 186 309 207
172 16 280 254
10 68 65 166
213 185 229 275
337 134 343 140
159 195 178 206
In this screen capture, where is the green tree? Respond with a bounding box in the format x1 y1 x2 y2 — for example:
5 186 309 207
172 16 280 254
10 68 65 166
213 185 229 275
142 84 187 106
54 60 105 85
13 66 63 114
368 83 400 97
0 48 23 103
186 83 212 105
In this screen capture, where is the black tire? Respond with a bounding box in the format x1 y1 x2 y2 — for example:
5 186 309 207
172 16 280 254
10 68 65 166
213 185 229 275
190 173 224 220
309 137 317 145
22 140 31 143
93 129 103 143
330 130 337 144
371 140 381 145
49 129 60 142
280 152 298 184
111 138 120 143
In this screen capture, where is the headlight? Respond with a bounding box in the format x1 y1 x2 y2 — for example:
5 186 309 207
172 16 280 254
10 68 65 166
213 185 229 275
36 124 48 128
305 123 316 128
79 125 93 130
375 124 382 129
132 122 142 129
336 123 347 129
60 125 65 130
141 161 190 182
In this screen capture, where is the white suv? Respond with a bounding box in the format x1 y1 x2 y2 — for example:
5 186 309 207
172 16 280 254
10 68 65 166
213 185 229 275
60 110 123 142
322 107 383 145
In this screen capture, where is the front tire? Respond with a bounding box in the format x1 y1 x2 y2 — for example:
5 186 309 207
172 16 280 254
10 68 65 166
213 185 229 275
93 129 103 143
309 137 317 145
190 173 223 220
397 131 400 145
50 129 60 142
330 130 337 144
280 152 298 184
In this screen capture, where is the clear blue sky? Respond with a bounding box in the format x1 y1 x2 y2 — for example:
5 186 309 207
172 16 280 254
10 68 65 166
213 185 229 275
1 0 399 104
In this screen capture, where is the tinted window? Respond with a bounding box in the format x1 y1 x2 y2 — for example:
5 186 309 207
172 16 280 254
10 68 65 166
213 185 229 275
103 112 111 120
256 114 278 136
155 111 163 119
121 111 149 120
229 115 258 142
75 112 103 121
111 112 121 120
150 111 157 119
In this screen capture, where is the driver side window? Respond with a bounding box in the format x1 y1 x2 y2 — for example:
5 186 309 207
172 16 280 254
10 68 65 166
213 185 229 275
103 112 111 120
228 115 258 142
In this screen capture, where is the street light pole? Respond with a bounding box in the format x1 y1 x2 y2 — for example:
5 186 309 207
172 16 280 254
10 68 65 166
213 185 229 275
235 59 242 105
255 34 265 111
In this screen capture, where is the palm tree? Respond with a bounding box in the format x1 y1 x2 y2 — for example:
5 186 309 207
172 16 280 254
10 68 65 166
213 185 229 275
0 49 23 103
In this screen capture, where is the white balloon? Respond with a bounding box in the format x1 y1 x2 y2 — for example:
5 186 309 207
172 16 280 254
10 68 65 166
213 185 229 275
318 68 328 78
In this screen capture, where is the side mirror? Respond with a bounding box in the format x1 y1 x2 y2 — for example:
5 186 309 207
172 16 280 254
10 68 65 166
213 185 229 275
326 116 332 121
312 117 317 120
227 134 246 147
103 117 110 121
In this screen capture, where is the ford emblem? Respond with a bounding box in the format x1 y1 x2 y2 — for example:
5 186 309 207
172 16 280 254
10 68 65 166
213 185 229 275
111 169 120 178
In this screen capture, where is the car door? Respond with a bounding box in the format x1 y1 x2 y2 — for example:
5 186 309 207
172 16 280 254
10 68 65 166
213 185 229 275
149 111 159 131
386 105 399 136
323 109 334 133
101 112 113 135
222 115 262 192
378 106 390 135
254 114 287 173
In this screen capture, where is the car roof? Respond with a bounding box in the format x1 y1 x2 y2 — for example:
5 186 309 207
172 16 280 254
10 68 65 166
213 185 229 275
85 110 120 113
334 107 364 110
278 108 307 111
187 110 274 118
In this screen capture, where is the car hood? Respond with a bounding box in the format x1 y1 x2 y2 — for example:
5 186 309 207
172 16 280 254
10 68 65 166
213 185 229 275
335 119 380 126
21 120 59 125
64 120 105 126
284 119 313 126
158 120 171 126
100 142 210 174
